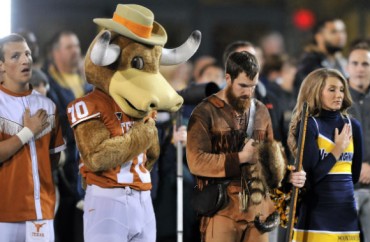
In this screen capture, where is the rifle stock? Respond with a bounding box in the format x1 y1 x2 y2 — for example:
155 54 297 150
285 102 309 242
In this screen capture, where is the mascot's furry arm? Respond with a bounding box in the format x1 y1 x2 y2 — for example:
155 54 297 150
74 118 160 172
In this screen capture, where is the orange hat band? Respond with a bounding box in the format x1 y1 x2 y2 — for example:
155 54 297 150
113 13 153 39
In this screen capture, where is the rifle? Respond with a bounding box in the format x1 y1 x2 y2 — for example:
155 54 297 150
285 102 309 242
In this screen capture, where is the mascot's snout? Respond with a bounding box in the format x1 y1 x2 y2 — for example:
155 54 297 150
109 69 184 117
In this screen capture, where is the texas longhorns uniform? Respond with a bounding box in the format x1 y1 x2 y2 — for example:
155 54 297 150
0 85 66 242
68 88 152 190
68 89 155 242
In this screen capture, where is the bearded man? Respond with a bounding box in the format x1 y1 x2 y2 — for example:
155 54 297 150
294 18 348 96
187 51 304 242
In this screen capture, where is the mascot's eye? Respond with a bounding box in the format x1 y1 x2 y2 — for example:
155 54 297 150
131 56 144 70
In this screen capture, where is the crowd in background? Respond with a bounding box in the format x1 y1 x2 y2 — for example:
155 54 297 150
1 16 370 242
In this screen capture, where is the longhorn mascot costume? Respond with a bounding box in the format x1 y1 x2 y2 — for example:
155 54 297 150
67 4 201 242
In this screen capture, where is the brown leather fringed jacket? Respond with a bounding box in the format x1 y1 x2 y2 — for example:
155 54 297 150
187 94 286 224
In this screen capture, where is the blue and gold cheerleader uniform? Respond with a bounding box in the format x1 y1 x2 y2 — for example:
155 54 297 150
293 109 363 242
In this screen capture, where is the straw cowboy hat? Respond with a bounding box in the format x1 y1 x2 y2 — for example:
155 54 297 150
93 4 168 46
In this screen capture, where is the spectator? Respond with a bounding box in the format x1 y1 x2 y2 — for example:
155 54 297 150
153 113 200 242
294 18 347 95
181 55 218 124
197 62 225 87
347 40 370 242
263 54 297 161
43 30 91 242
259 31 285 58
29 68 49 96
192 55 217 83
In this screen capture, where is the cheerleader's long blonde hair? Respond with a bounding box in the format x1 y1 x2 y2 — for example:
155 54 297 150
288 68 352 158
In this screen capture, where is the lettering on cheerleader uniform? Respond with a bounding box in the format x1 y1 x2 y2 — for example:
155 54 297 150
320 149 353 162
338 234 359 241
320 149 329 160
338 152 353 162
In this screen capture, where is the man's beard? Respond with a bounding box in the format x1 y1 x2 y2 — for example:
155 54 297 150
325 41 343 55
226 86 251 114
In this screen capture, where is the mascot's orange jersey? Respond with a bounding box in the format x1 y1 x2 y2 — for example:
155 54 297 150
67 89 152 191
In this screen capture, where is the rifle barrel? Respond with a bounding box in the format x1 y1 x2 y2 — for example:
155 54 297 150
285 102 309 242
